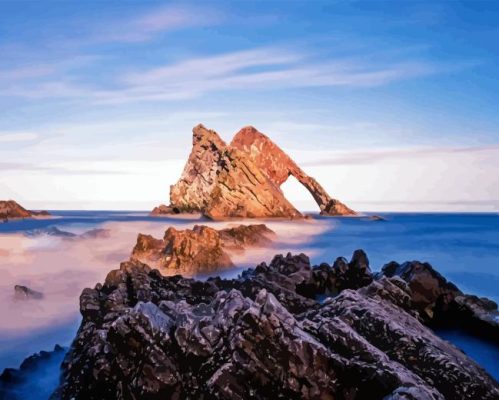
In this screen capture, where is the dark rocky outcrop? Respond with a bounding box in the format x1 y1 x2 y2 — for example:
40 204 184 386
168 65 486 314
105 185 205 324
0 200 50 221
0 345 66 400
52 252 498 400
367 215 387 221
152 124 355 219
378 260 499 341
131 224 274 274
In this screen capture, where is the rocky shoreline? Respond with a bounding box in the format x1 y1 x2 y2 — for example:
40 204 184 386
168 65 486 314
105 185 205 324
45 249 497 399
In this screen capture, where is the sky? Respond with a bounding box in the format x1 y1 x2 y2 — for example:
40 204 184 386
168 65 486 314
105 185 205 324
1 0 499 212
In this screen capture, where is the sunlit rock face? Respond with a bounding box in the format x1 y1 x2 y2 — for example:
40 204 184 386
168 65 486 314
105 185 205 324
0 200 50 220
52 251 499 400
231 126 356 216
131 224 274 274
156 124 355 219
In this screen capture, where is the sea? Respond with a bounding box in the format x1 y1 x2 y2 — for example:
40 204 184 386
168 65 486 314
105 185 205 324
0 211 498 397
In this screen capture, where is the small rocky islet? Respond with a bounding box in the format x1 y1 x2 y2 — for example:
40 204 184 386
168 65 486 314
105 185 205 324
131 224 275 273
1 125 498 399
0 200 50 222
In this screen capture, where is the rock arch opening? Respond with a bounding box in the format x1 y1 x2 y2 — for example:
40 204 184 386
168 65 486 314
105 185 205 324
280 174 321 214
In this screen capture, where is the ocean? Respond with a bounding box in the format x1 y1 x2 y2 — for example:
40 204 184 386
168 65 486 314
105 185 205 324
0 211 498 390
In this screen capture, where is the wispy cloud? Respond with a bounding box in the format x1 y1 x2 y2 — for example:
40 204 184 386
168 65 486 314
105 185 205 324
0 132 38 143
300 144 499 167
88 4 222 43
0 46 443 104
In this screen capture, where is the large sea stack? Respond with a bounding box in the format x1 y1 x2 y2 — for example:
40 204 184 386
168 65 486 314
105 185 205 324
152 124 355 219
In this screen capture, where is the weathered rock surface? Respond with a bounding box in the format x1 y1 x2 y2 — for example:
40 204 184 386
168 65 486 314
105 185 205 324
131 224 274 274
0 200 50 221
52 251 498 400
155 124 354 219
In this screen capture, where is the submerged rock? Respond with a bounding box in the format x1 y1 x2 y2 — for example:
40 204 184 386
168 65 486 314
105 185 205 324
24 227 111 240
79 228 111 239
25 227 77 238
14 285 43 300
52 251 498 400
0 200 50 221
153 124 355 219
367 215 387 221
131 224 274 274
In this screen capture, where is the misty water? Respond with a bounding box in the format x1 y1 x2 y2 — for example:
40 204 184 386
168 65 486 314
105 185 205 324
0 211 498 396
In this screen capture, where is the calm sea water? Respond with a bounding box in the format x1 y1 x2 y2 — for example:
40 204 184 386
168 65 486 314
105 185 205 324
0 211 497 387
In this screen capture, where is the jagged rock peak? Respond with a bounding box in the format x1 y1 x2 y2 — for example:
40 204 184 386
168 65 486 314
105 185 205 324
192 123 227 148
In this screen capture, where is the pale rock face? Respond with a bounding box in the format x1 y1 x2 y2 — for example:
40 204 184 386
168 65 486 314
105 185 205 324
164 124 355 219
170 124 228 212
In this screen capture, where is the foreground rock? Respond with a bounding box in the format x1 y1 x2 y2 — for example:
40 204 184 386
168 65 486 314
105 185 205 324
132 224 274 274
153 124 355 219
0 200 50 221
379 260 499 341
52 251 498 400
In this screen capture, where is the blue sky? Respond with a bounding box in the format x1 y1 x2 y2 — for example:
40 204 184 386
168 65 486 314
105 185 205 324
1 1 499 211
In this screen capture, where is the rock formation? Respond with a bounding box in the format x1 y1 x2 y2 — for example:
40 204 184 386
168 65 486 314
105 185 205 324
153 124 355 219
131 224 274 274
0 200 50 221
231 126 356 216
52 251 498 400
